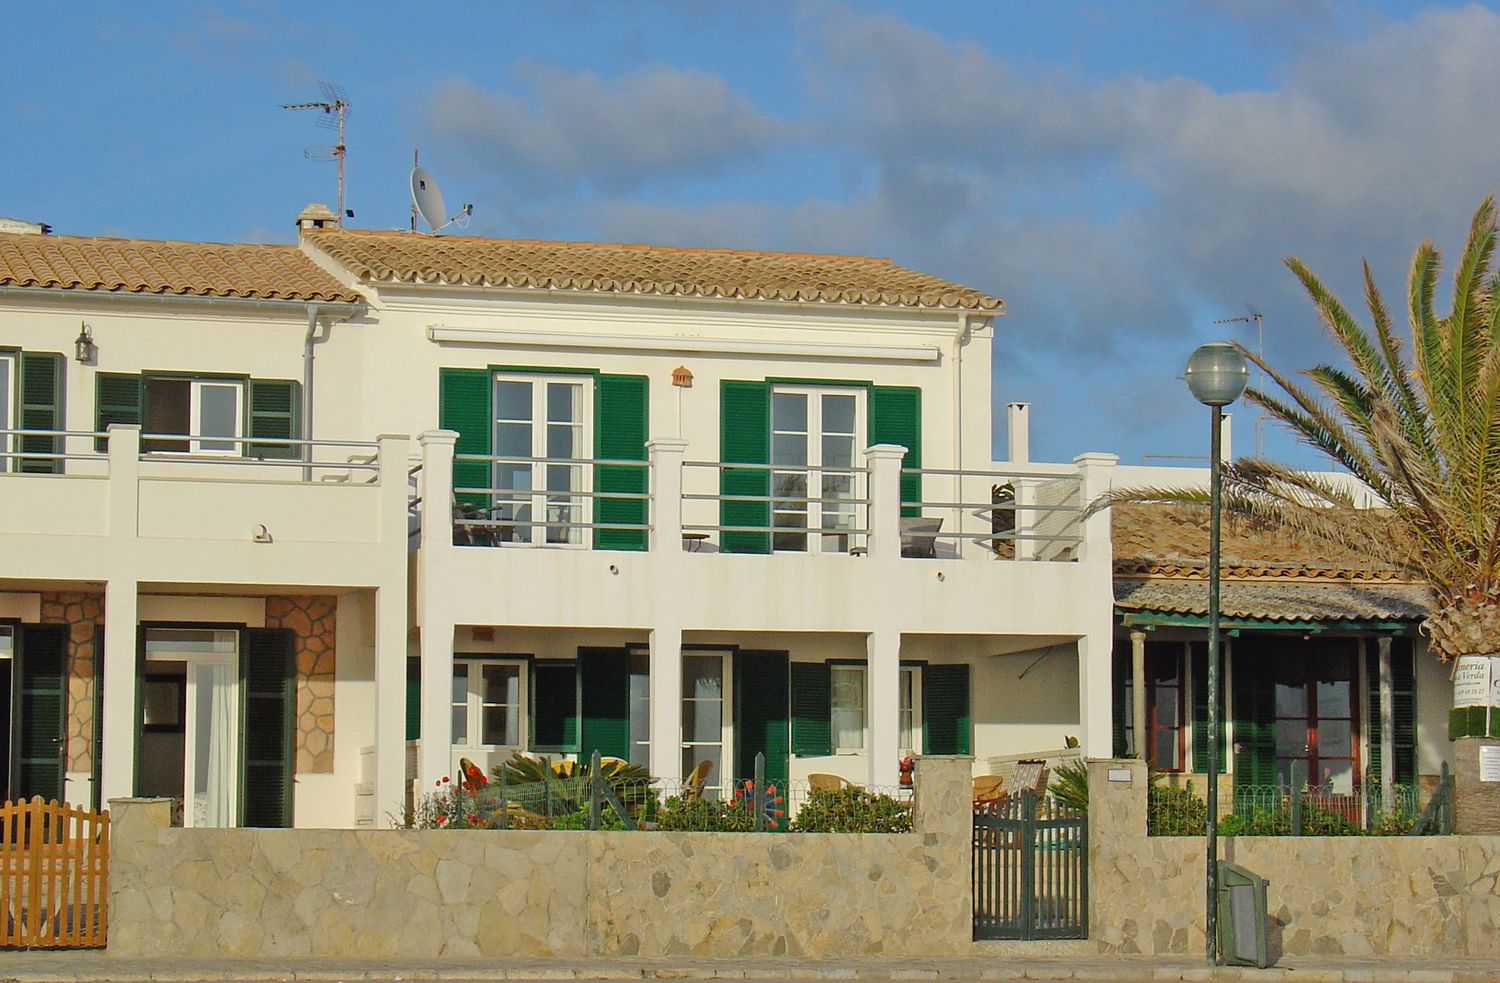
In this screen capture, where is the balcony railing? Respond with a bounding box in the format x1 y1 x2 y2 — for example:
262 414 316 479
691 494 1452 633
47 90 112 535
451 453 651 548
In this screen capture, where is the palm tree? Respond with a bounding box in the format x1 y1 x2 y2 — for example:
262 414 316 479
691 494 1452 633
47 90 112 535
1094 196 1500 810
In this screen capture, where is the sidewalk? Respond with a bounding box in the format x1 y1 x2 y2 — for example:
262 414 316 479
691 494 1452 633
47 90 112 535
0 952 1497 983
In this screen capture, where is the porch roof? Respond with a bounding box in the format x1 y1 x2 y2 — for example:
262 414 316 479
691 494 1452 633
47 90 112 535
1114 577 1431 628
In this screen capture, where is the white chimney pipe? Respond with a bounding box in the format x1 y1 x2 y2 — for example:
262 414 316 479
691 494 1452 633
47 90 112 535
1007 402 1030 464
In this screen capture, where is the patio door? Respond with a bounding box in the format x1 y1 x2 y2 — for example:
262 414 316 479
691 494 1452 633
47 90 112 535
682 653 732 796
770 386 863 553
141 629 240 827
1272 641 1359 793
491 375 591 545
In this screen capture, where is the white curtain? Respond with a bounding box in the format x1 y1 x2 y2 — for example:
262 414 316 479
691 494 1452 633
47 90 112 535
200 663 237 827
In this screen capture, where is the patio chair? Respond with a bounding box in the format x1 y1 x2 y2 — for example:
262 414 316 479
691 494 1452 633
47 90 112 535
1009 759 1050 796
807 773 853 792
899 516 943 558
683 759 713 800
972 774 1005 804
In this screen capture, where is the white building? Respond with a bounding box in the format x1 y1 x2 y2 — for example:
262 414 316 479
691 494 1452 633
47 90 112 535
0 207 1117 828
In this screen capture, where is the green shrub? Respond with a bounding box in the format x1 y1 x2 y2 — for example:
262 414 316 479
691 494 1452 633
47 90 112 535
788 788 912 833
1049 759 1089 813
655 795 755 832
1148 783 1207 836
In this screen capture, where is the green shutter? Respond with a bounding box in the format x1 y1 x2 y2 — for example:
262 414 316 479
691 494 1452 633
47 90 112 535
406 657 421 742
439 368 492 512
922 663 970 755
720 380 771 554
247 378 301 459
789 661 832 756
17 352 63 473
1231 638 1276 787
241 628 295 828
532 661 580 752
593 374 649 551
579 648 629 761
15 625 67 801
734 651 789 786
95 372 143 451
1190 642 1227 774
1111 641 1130 758
868 385 921 517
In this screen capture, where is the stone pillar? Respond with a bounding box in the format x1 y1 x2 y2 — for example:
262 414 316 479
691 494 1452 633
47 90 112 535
100 425 141 804
646 437 688 552
1453 737 1500 834
863 444 907 562
1131 629 1147 761
1087 758 1154 953
866 627 901 788
911 754 973 952
648 624 683 784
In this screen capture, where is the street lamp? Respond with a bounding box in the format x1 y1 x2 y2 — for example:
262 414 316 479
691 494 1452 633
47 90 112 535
1184 341 1248 964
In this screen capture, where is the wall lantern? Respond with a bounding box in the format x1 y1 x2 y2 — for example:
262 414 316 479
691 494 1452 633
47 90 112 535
671 366 694 388
74 323 96 363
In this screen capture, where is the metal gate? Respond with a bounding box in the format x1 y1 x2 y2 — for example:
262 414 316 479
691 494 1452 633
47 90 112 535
973 789 1086 940
0 798 109 948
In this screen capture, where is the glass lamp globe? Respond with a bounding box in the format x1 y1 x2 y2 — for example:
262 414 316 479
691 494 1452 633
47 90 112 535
1184 342 1249 407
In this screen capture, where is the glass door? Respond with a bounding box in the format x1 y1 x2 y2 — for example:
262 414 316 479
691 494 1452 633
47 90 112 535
492 376 590 545
142 629 240 827
771 387 863 553
1273 647 1358 794
681 653 731 797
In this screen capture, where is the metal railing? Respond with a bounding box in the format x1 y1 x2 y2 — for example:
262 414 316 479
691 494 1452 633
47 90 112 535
682 460 870 554
902 465 1085 561
135 434 382 484
0 429 109 476
452 453 651 548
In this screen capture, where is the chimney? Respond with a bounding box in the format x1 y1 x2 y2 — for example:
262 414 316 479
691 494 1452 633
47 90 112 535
0 217 51 235
1219 412 1232 463
296 203 339 232
1007 402 1030 463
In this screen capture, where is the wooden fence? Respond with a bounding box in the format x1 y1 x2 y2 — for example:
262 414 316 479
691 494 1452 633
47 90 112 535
0 798 108 948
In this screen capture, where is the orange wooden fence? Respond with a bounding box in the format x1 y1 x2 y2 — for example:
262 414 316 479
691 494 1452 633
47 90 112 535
0 798 108 948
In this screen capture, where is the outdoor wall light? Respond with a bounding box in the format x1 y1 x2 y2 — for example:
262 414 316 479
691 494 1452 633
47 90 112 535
74 323 96 363
252 523 273 544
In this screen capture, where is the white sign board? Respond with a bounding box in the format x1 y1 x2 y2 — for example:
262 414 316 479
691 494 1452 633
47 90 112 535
1453 656 1494 708
1480 745 1500 783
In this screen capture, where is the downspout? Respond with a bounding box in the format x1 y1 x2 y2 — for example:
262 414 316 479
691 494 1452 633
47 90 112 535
303 304 326 481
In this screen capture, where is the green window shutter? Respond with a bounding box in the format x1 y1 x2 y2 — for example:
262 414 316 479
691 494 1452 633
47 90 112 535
1190 642 1227 775
720 380 770 554
241 628 295 828
17 351 63 473
593 374 649 551
532 661 580 752
95 372 143 452
734 651 789 786
922 664 970 755
579 648 629 761
868 385 921 517
15 625 67 802
248 378 301 459
439 368 492 512
406 657 421 742
789 661 832 756
1231 639 1275 787
1111 641 1130 758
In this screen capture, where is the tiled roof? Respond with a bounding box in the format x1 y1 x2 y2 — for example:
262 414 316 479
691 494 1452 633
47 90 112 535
303 229 1004 311
0 233 361 303
1110 503 1429 623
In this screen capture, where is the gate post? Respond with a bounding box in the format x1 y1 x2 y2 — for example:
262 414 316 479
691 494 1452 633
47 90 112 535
913 754 973 951
1088 759 1148 951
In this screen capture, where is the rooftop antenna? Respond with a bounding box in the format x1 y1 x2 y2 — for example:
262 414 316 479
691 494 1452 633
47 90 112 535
409 149 473 234
282 82 350 223
1213 311 1266 458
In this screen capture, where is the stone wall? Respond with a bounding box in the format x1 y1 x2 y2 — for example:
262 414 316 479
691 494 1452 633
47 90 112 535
107 756 973 958
40 590 103 774
1088 759 1500 958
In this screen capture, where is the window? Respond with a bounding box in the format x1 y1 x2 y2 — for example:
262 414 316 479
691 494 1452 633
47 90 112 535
143 377 244 454
628 653 650 768
771 386 864 553
830 665 865 751
452 659 525 747
899 666 922 755
1119 643 1188 772
0 353 13 472
682 653 731 794
492 375 592 546
98 373 298 458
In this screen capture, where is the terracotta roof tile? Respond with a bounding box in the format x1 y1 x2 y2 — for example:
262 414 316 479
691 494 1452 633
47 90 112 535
0 233 361 303
1114 578 1431 623
303 229 1004 312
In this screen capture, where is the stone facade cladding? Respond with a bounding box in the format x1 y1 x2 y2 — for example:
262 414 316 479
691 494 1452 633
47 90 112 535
265 595 337 774
108 757 972 958
40 590 104 774
1088 759 1500 959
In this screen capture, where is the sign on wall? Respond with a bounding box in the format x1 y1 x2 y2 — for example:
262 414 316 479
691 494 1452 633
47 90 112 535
1452 655 1500 740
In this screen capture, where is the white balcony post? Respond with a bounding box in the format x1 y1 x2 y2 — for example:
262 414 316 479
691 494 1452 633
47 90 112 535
373 433 411 825
100 425 141 803
867 627 901 788
417 431 459 793
1074 451 1119 760
864 444 907 562
647 438 687 553
1013 478 1037 561
648 624 683 784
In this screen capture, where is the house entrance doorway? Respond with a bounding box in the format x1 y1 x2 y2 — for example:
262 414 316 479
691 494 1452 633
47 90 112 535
139 629 240 827
1271 643 1358 793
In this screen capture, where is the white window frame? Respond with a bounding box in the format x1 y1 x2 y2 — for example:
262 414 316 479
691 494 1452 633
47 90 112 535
491 373 594 547
142 376 247 456
899 665 923 756
831 664 866 753
141 628 241 829
452 657 528 749
0 352 15 473
770 385 866 555
681 651 733 795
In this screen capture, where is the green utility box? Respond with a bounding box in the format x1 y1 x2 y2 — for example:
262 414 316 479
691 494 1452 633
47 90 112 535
1216 861 1270 968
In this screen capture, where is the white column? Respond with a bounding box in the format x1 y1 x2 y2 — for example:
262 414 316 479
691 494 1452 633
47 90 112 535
646 438 688 553
864 444 906 562
866 627 901 788
1074 452 1119 759
648 624 683 784
1131 629 1147 761
1379 636 1394 789
100 425 141 803
373 434 411 825
417 431 458 791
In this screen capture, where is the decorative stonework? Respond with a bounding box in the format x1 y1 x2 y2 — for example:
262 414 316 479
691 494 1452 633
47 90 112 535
39 591 104 773
265 596 337 774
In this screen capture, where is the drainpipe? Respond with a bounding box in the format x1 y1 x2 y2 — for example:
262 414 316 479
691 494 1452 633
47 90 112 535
303 304 326 481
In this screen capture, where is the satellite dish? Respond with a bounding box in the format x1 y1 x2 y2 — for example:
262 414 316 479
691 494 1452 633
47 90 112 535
410 165 474 235
411 166 446 233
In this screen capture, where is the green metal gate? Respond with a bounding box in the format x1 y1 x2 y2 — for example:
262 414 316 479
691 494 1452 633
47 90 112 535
973 789 1087 940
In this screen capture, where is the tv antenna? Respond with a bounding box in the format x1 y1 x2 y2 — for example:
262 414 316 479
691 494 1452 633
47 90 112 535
1214 311 1267 457
409 150 473 234
282 82 350 223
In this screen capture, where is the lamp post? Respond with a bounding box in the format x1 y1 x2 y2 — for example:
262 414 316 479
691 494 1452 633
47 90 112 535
1184 341 1248 964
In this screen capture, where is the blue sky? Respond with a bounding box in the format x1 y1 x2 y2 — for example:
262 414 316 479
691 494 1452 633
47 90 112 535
6 1 1500 467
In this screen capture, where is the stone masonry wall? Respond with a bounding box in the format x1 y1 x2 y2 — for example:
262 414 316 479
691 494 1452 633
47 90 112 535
1088 759 1500 959
107 756 974 958
40 590 104 774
